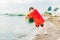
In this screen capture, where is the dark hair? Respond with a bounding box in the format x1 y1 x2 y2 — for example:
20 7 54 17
29 7 34 11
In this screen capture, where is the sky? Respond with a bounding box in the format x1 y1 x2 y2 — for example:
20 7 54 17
0 0 60 14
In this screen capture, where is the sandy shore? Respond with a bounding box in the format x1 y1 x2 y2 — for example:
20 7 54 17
33 16 60 40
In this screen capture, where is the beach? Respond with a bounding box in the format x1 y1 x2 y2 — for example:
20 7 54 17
33 16 60 40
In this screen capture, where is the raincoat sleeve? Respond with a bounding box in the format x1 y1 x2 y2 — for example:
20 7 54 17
27 12 34 18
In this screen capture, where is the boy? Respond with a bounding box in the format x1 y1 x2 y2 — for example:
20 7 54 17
25 7 47 35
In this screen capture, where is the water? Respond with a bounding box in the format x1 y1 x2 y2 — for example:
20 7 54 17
0 16 36 40
0 16 49 40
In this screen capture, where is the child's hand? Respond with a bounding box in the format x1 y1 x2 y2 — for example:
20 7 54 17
25 16 28 20
24 13 29 20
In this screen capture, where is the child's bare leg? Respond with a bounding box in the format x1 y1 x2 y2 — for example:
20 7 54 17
35 27 39 33
41 24 47 34
35 25 39 34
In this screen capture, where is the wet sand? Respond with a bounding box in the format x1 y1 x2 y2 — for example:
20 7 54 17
33 16 60 40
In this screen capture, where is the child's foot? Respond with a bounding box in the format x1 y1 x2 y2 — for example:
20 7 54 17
34 33 40 36
43 32 48 35
34 32 39 36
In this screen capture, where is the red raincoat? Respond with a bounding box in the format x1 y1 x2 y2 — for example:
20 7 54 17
28 9 45 27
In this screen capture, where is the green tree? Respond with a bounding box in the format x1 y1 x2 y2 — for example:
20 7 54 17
46 6 52 15
47 6 52 11
54 8 59 11
53 7 59 16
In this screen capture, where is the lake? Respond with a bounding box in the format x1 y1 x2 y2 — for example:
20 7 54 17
0 16 36 40
0 16 49 40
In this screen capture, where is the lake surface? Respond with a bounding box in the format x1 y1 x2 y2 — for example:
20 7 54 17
0 16 36 40
0 16 49 40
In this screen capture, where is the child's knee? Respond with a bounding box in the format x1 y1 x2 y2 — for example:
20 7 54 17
41 24 44 27
35 25 39 27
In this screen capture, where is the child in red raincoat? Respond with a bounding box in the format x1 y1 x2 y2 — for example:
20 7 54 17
25 7 47 35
